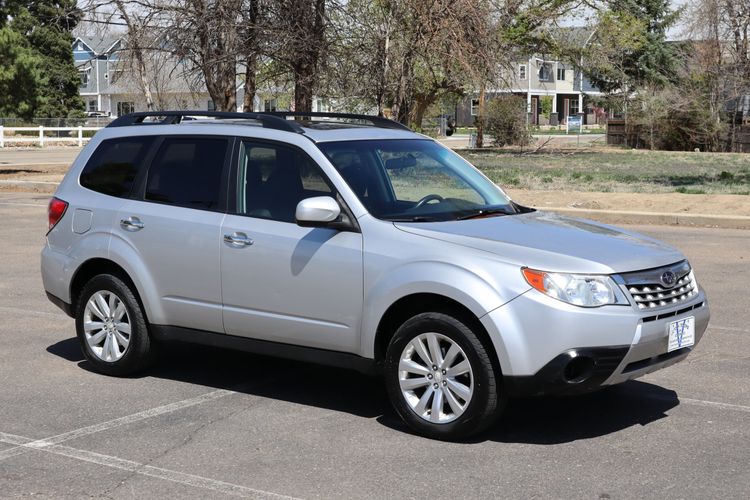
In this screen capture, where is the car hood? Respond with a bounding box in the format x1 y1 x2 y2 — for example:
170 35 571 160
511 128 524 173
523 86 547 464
394 211 685 274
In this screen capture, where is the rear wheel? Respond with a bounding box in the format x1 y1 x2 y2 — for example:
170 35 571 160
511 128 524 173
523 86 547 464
75 274 154 376
384 312 503 440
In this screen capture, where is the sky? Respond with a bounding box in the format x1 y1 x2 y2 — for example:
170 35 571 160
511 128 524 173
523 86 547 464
558 0 693 40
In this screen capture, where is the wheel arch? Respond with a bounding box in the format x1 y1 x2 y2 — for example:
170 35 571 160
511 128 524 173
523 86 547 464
372 293 502 377
69 258 148 321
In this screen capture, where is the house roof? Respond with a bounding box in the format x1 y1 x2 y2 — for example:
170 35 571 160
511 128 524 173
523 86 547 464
74 36 122 56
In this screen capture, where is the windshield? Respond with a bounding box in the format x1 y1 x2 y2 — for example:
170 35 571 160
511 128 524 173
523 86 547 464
318 139 516 221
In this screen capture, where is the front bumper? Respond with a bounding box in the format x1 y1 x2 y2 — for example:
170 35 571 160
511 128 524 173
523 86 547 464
481 288 710 397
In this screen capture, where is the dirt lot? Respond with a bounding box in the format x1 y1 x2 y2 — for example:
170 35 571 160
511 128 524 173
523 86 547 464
462 147 750 195
509 189 750 217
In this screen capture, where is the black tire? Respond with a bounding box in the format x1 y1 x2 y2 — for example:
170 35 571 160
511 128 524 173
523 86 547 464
384 312 504 440
75 274 154 376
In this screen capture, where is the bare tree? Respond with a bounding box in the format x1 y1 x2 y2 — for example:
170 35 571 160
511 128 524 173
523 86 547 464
681 0 750 150
168 0 244 111
260 0 327 112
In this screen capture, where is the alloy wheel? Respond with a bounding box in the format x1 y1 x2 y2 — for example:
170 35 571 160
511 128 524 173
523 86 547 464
398 332 474 423
83 290 131 362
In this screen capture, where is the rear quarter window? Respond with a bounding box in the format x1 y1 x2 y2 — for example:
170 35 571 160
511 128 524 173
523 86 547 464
79 137 155 197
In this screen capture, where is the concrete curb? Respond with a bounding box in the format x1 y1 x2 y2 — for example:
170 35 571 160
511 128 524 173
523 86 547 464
0 180 59 194
542 206 750 230
1 179 749 229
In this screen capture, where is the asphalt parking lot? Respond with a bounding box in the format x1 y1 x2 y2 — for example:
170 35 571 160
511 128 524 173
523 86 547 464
0 192 748 499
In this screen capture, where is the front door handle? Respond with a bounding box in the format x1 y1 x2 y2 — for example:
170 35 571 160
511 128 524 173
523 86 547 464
120 216 144 231
223 232 254 247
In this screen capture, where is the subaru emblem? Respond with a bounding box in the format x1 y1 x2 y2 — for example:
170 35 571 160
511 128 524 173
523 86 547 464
660 271 677 288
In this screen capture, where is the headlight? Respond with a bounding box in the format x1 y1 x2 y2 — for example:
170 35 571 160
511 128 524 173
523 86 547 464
522 268 629 307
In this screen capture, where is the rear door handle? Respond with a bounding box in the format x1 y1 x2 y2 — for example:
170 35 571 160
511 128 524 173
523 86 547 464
223 232 254 247
120 216 144 231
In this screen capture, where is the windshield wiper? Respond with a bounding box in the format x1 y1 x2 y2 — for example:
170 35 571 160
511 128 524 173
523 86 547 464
456 208 514 221
386 216 436 222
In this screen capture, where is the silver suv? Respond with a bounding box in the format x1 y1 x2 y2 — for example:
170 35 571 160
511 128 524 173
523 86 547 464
42 111 710 439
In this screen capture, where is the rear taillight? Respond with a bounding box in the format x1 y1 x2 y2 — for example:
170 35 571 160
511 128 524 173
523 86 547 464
48 197 68 232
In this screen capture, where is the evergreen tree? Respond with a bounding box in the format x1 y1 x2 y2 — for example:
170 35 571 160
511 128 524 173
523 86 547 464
0 28 42 120
588 0 680 93
0 0 83 119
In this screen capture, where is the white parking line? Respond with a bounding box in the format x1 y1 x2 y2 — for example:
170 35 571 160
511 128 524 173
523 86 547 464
0 432 299 499
43 389 235 446
0 389 235 463
679 397 750 414
640 393 750 414
0 305 63 318
712 325 750 334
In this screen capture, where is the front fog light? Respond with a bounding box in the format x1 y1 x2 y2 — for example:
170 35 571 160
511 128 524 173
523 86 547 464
522 268 628 307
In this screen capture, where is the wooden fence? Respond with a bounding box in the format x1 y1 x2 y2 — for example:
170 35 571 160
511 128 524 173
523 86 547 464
0 126 102 147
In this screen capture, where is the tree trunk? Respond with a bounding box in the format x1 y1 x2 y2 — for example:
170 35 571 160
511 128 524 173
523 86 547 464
114 0 153 111
292 0 325 113
375 29 390 116
392 50 413 124
476 84 486 148
294 62 315 112
243 54 257 112
410 92 437 131
242 0 260 113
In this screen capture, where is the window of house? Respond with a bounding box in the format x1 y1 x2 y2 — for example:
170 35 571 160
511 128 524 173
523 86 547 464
237 141 333 223
470 99 480 116
88 100 97 112
145 137 229 211
538 63 553 82
80 137 155 198
557 67 566 81
570 99 580 115
79 69 90 85
315 99 328 112
518 64 527 80
264 99 277 112
116 102 135 116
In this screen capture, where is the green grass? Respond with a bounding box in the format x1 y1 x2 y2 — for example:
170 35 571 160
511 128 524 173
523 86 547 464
459 149 750 195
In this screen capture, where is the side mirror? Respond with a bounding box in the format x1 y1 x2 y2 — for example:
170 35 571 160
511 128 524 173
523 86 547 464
295 196 341 227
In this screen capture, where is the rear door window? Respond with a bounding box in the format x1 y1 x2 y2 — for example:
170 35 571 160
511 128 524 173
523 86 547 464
145 137 229 211
80 137 155 197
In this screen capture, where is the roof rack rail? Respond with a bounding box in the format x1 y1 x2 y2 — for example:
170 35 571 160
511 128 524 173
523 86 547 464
106 111 302 133
264 111 411 131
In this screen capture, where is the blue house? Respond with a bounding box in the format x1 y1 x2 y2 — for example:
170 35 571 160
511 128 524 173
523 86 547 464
73 36 123 115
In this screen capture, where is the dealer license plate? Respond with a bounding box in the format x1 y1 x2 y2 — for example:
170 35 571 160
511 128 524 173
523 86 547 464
667 316 695 352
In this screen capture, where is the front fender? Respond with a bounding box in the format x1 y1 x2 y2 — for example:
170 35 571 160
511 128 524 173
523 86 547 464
360 260 528 358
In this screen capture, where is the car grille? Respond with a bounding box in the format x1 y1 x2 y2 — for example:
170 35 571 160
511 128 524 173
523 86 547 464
618 261 698 310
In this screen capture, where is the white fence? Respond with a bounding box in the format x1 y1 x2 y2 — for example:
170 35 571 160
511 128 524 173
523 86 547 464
0 126 102 147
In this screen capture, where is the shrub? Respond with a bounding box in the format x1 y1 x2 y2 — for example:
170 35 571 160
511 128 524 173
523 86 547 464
484 95 531 147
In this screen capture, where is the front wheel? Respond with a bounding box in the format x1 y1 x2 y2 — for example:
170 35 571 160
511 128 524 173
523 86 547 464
384 312 503 440
75 274 154 376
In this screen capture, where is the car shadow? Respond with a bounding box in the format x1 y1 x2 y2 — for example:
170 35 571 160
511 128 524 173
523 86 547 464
47 337 680 442
47 337 388 419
